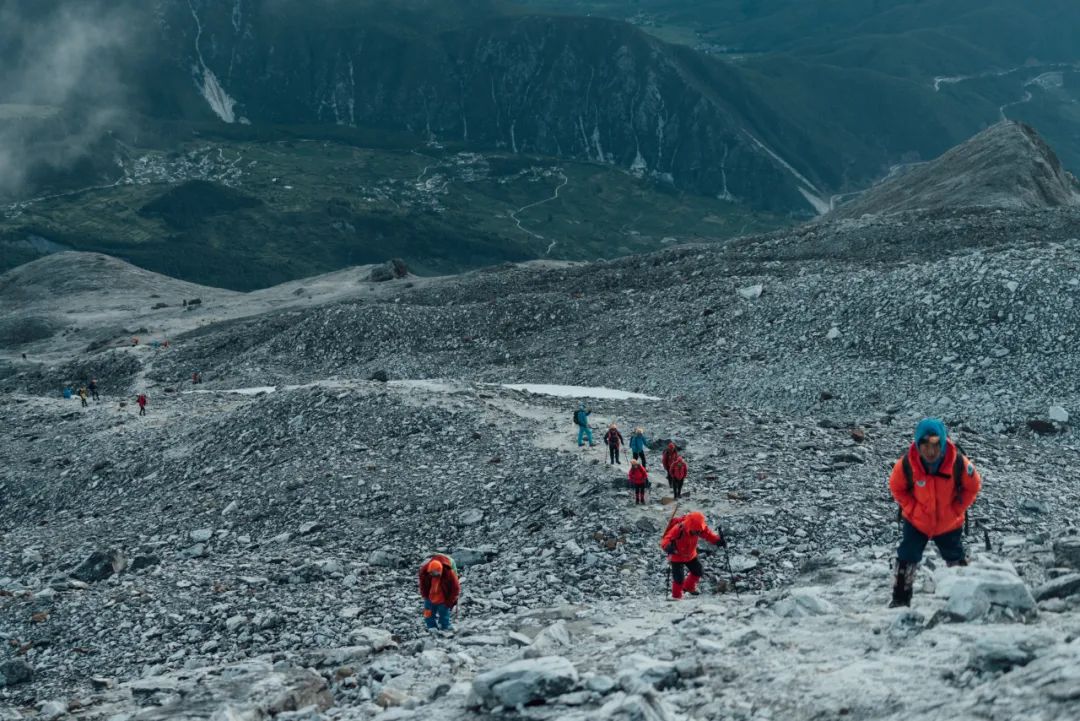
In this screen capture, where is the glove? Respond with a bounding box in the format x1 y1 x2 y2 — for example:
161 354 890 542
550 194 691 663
717 534 727 548
664 542 676 555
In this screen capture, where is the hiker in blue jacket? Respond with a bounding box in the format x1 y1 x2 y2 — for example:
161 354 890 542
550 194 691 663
574 402 594 447
629 427 649 467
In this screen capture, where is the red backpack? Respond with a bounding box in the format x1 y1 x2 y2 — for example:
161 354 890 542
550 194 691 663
670 457 687 481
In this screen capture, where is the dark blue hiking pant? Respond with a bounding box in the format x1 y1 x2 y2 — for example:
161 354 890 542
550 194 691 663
897 520 965 564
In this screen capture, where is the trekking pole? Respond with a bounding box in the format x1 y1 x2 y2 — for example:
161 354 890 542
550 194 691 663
716 521 739 599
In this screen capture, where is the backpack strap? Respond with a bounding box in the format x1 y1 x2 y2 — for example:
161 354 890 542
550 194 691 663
901 454 913 492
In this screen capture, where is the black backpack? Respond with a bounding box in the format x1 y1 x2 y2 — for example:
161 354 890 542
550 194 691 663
897 443 973 535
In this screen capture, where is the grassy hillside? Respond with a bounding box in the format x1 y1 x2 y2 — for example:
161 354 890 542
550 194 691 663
0 132 782 290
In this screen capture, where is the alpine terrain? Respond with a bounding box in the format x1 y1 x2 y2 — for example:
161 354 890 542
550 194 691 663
2 117 1080 721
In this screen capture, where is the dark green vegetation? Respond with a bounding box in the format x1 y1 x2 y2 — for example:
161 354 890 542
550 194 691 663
1 0 1078 289
1 136 779 290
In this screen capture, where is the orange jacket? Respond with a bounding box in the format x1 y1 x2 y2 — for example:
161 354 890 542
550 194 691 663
660 513 721 563
418 554 460 607
889 440 981 538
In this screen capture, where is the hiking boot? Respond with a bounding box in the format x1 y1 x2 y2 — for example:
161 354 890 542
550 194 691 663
945 557 969 568
889 561 916 608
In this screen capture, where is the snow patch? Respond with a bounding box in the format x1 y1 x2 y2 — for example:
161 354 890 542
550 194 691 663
501 384 661 401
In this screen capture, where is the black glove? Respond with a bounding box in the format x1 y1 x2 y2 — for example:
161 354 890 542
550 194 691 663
717 534 727 548
664 542 676 555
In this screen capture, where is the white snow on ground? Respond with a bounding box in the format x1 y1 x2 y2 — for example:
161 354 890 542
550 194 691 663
189 0 237 123
183 380 661 401
501 383 661 400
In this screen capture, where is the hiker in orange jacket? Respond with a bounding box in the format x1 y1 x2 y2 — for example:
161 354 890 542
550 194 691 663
668 452 688 500
418 555 460 631
628 458 649 505
887 418 981 607
660 511 724 600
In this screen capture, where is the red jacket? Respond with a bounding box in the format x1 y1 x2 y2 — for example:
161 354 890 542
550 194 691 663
628 464 648 487
136 395 147 407
604 429 624 449
889 440 981 538
661 443 677 471
669 456 687 482
660 513 721 563
418 554 460 607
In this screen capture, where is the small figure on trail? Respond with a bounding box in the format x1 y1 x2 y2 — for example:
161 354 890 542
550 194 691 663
78 387 89 407
192 371 202 385
888 418 981 608
629 427 649 467
132 337 139 346
573 402 594 447
604 423 625 464
419 555 460 632
668 449 688 500
661 441 679 486
661 510 725 600
136 393 148 416
62 386 73 400
628 458 649 505
88 378 99 401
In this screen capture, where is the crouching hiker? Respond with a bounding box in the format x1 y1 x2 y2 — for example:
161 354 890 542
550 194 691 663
660 511 725 600
419 555 460 631
628 458 648 505
888 418 981 608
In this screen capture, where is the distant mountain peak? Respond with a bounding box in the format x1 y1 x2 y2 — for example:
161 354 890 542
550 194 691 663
830 121 1080 219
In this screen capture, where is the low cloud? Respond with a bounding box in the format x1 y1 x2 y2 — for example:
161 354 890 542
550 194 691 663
0 0 145 199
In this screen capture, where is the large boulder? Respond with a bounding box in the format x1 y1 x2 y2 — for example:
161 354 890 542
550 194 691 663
1053 536 1080 569
1034 574 1080 602
471 656 578 709
935 562 1036 620
0 659 33 687
70 549 126 583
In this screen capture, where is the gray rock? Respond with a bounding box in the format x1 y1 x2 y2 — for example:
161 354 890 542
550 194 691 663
70 549 125 583
368 549 400 567
39 700 66 721
774 590 836 618
1053 537 1080 569
1048 405 1069 423
969 638 1037 673
190 528 214 543
1034 574 1080 601
0 659 33 687
737 284 763 300
935 563 1036 613
129 554 160 572
617 654 679 692
471 656 579 709
945 583 992 622
451 546 499 567
460 509 485 526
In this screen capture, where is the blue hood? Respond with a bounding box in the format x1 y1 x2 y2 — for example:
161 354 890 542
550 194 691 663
914 418 948 474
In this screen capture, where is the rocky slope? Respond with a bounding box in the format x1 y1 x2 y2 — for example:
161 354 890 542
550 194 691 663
831 122 1080 219
3 196 1080 719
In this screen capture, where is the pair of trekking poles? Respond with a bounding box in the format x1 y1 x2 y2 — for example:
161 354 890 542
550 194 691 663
664 503 740 599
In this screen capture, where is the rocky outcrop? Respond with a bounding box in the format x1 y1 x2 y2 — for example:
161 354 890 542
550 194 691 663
831 121 1080 218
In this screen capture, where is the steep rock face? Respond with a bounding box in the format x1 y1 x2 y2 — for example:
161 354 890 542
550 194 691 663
147 1 827 213
831 121 1080 218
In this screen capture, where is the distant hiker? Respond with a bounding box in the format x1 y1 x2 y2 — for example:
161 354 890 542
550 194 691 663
62 387 73 400
661 510 725 600
192 371 202 385
604 423 625 464
668 450 688 500
629 427 649 467
888 418 981 608
88 378 99 401
78 387 89 408
628 458 649 504
419 555 460 632
136 393 148 416
573 402 594 447
21 352 26 360
132 337 139 346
